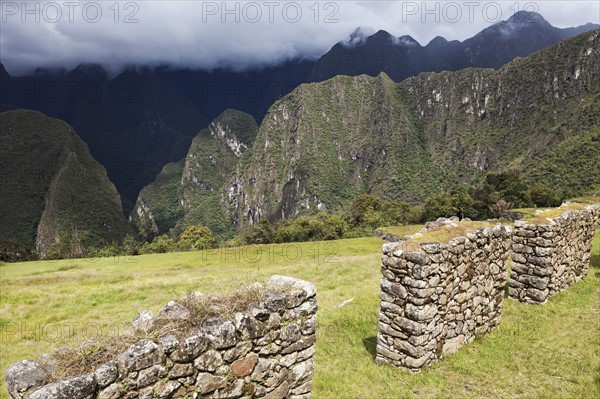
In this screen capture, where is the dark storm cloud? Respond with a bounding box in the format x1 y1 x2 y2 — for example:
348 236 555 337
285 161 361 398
1 1 598 75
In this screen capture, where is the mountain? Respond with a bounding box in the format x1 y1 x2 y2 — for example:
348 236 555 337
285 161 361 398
1 12 596 219
130 109 258 240
70 69 208 213
0 60 312 213
309 12 600 82
228 29 600 227
0 109 130 256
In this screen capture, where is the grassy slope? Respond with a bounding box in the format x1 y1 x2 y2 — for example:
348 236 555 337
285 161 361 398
1 232 598 398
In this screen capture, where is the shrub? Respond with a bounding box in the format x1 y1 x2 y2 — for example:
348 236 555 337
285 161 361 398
139 234 176 254
178 225 215 251
0 240 35 262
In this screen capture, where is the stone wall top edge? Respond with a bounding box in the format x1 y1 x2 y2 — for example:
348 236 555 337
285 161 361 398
382 223 511 257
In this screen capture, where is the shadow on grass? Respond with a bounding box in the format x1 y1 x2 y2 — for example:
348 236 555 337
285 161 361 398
363 336 377 360
591 251 600 278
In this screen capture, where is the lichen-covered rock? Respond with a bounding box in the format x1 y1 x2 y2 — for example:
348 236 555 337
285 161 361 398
131 310 154 332
25 374 96 399
159 300 191 320
5 360 49 398
117 339 165 372
94 362 117 388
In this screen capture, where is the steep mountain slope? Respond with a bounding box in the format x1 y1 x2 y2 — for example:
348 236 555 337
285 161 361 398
229 29 599 227
309 12 599 82
0 109 130 256
131 109 258 239
71 70 208 213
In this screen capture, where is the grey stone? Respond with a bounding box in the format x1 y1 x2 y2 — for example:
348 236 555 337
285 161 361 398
201 317 237 349
281 334 316 355
406 252 430 266
117 339 164 372
98 383 126 399
25 374 96 399
291 359 314 385
94 362 118 388
381 278 408 298
152 380 181 398
234 312 267 340
171 331 210 362
393 317 425 335
131 310 154 332
136 364 166 388
382 242 399 254
268 275 317 298
250 306 271 321
392 339 425 358
263 381 290 399
280 322 302 342
519 275 550 290
158 334 179 354
167 362 195 378
6 360 49 398
405 303 437 321
217 379 245 398
421 242 442 254
403 353 431 369
262 290 287 311
250 358 277 381
158 300 190 320
194 349 223 372
223 341 253 362
527 287 549 303
196 373 227 394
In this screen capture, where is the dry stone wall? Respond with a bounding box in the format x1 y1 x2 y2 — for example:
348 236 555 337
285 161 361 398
376 222 512 371
6 275 317 399
509 205 599 304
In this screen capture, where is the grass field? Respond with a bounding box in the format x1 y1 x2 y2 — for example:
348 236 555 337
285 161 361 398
1 233 599 399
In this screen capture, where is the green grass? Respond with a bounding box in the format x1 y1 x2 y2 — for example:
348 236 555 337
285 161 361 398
1 233 599 398
408 221 495 245
377 224 423 239
526 203 590 224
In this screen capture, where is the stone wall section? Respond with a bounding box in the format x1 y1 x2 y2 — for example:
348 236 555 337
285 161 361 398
376 223 512 371
509 205 598 304
6 275 317 399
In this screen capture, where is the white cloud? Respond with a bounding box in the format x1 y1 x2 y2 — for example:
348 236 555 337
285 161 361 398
1 1 598 75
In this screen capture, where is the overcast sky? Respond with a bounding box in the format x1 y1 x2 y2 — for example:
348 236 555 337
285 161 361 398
1 0 599 75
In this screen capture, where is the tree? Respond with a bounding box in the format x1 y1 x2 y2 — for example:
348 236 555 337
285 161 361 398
0 240 35 262
178 225 215 251
421 193 457 222
140 234 176 254
529 184 562 207
349 194 381 226
122 234 140 256
491 198 513 219
243 220 275 244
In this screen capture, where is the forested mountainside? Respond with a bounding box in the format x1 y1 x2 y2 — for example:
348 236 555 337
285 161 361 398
0 109 130 256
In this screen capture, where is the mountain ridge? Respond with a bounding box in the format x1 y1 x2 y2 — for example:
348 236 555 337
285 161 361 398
308 12 599 82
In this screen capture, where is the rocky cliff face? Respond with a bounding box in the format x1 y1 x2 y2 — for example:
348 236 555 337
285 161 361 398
131 110 258 239
230 29 599 227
